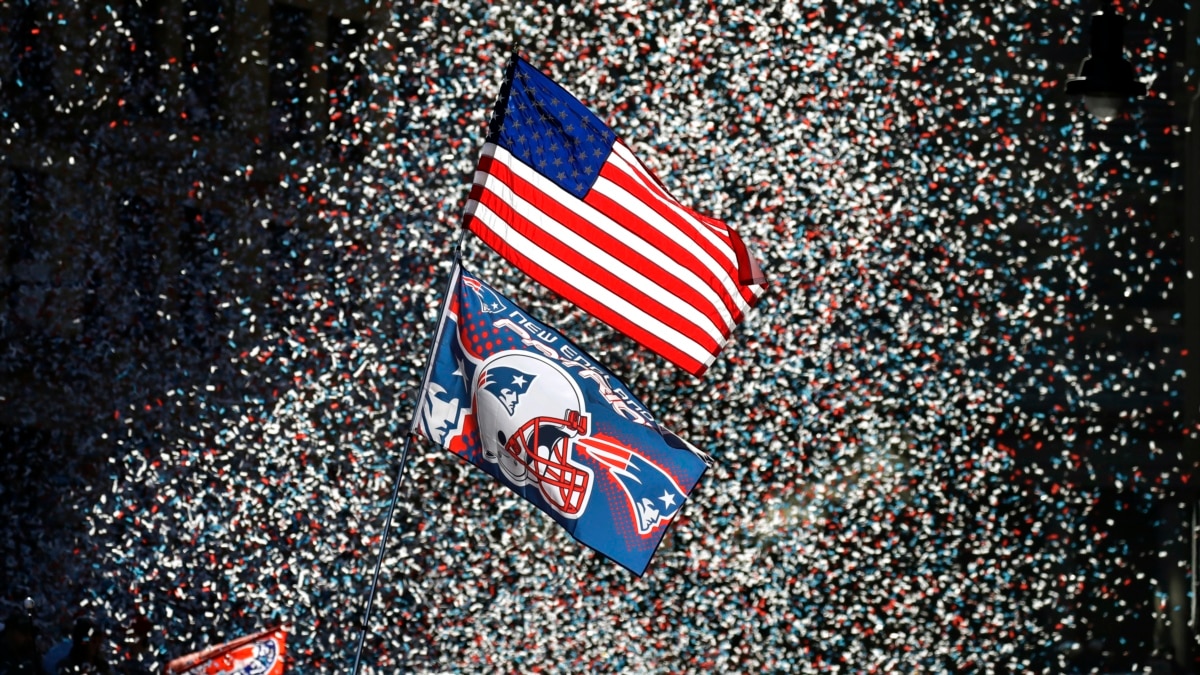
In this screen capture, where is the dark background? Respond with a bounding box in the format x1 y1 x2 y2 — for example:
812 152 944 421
2 0 1197 672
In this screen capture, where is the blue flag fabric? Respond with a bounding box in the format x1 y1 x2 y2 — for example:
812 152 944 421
414 264 711 576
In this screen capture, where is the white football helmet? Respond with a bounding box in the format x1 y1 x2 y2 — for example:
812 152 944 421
474 351 594 518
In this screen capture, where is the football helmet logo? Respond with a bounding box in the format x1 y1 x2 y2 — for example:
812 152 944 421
475 351 594 518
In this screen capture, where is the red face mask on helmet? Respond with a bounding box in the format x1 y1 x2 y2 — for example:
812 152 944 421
475 351 595 518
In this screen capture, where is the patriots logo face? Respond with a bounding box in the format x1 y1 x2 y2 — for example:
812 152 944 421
419 380 464 446
192 637 279 675
579 437 687 537
479 366 535 416
463 276 507 313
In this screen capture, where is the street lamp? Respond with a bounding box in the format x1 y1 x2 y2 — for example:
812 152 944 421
1065 8 1147 122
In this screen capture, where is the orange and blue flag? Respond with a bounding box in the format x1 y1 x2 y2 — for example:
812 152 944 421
165 625 288 675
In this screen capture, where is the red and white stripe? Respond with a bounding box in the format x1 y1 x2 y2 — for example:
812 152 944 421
463 141 765 376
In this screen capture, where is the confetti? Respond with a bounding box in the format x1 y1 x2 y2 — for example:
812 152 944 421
0 1 1192 673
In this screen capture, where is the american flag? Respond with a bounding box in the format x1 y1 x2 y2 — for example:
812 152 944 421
463 57 767 377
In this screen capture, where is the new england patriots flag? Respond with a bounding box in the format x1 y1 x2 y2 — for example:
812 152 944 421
414 264 711 576
463 57 767 377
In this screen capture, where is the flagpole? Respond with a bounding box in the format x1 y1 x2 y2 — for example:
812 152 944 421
351 42 519 671
351 228 468 675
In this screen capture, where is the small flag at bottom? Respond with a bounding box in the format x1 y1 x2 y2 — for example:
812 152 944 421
165 625 288 675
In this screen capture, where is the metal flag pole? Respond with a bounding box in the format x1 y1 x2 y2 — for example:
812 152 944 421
350 227 468 675
1191 499 1197 630
350 29 520 672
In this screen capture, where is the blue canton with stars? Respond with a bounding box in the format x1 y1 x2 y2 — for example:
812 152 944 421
488 58 616 199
